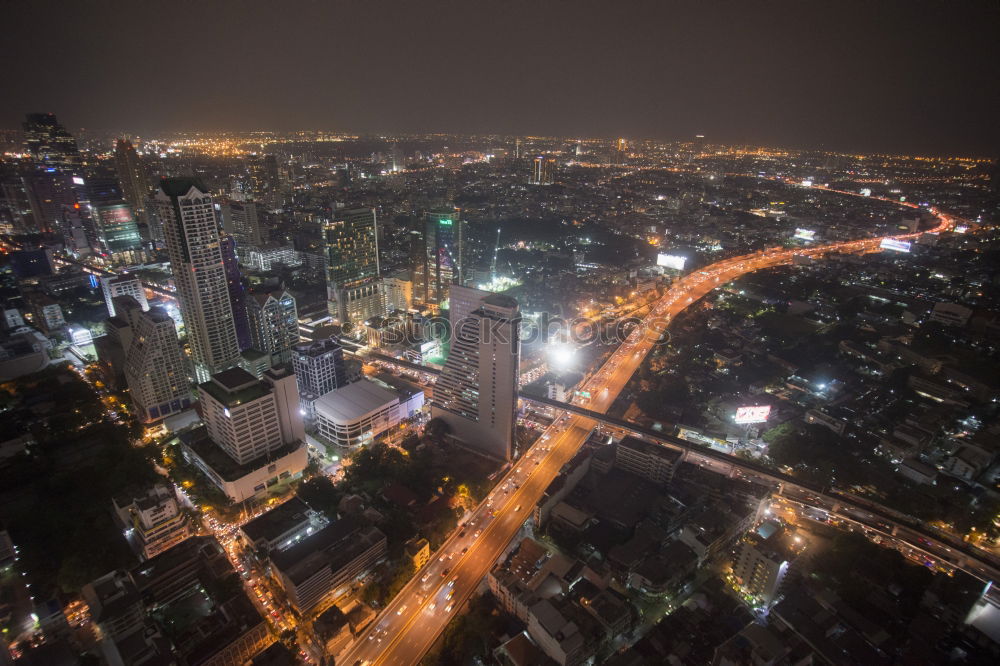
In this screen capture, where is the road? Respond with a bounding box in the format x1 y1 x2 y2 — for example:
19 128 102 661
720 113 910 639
341 205 956 665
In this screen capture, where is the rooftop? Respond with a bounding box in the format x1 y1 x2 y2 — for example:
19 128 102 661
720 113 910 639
199 367 269 407
240 496 313 543
159 177 209 198
314 377 400 424
182 426 301 481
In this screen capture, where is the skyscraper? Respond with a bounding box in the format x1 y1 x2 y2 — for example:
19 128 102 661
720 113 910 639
114 138 150 224
153 178 241 383
530 156 556 185
86 177 144 266
220 235 252 352
324 207 382 324
23 113 80 169
218 199 264 248
118 296 191 423
247 289 299 366
423 207 464 308
612 137 627 166
431 294 521 460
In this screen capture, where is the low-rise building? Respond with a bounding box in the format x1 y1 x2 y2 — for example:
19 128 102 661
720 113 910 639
313 376 424 449
732 521 805 607
270 518 387 612
404 537 431 570
614 436 682 486
112 484 191 561
240 496 327 554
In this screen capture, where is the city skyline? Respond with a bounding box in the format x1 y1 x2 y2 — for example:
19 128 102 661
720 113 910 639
3 0 999 156
2 3 1000 662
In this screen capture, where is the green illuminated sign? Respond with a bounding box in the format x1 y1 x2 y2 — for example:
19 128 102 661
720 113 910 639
439 219 453 226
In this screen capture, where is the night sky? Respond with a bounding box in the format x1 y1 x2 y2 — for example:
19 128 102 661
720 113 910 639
5 0 999 155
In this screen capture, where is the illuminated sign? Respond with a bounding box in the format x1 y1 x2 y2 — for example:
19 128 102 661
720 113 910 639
879 238 911 253
72 176 85 186
955 226 968 234
88 274 99 289
860 188 872 197
656 253 687 270
800 179 813 187
793 228 816 241
439 219 453 226
734 405 771 424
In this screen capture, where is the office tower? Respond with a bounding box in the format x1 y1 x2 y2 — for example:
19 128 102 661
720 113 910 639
613 138 627 166
324 207 382 324
247 289 299 366
58 202 95 257
220 235 252 351
431 294 521 460
409 229 428 305
86 177 144 266
514 137 521 160
381 275 413 313
218 199 264 248
23 113 80 169
0 166 39 234
119 296 192 423
291 338 348 419
153 178 241 383
102 275 148 317
143 193 166 246
27 172 78 234
114 138 150 223
198 366 304 465
448 284 489 332
423 207 464 308
530 156 556 185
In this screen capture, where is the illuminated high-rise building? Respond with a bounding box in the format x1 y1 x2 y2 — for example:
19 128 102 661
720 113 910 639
431 294 520 461
612 137 627 166
85 176 144 266
422 207 463 308
220 235 252 352
324 207 382 324
247 289 299 366
117 295 191 423
23 113 80 170
114 138 150 223
530 156 556 185
153 178 241 383
218 199 264 248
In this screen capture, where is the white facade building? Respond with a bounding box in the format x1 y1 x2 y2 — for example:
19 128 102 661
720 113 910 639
101 274 148 317
113 484 191 560
313 377 423 449
381 275 413 313
198 366 305 465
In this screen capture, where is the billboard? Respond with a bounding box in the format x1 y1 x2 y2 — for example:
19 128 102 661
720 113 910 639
879 238 911 253
734 405 771 424
860 188 872 197
657 253 687 270
794 228 816 241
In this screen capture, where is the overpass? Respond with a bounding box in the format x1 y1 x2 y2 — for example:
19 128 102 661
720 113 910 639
347 336 1000 583
521 394 1000 582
